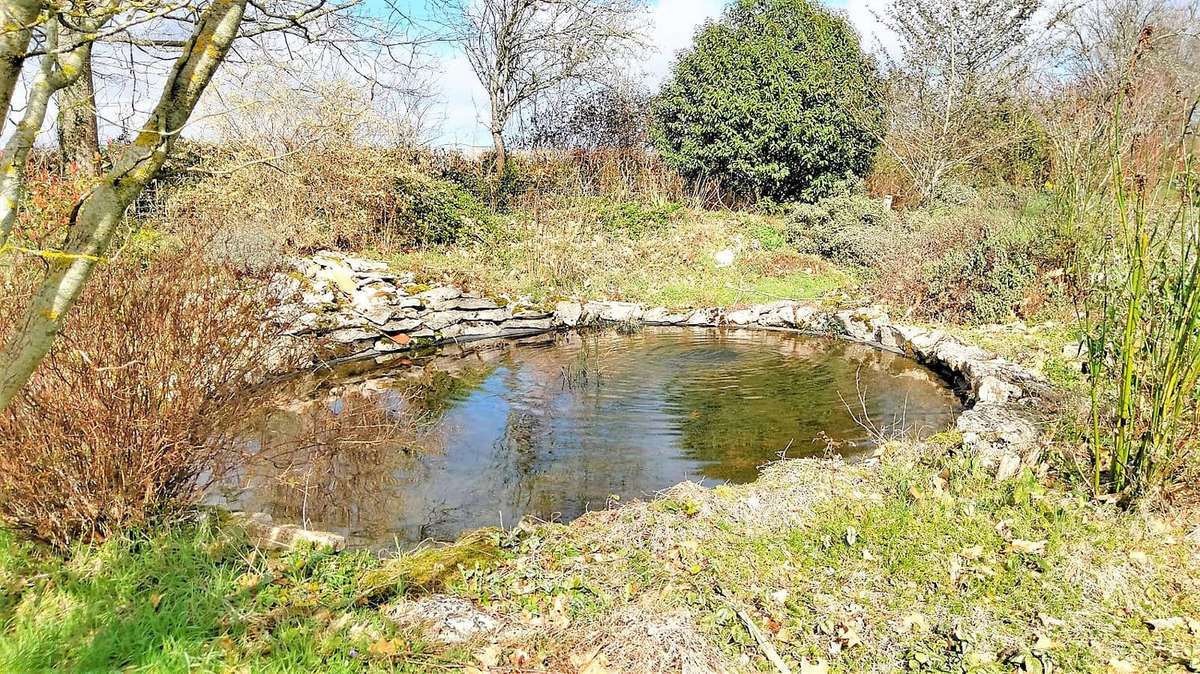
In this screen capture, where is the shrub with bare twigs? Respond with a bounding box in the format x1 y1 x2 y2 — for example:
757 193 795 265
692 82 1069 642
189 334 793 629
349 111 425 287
0 246 302 548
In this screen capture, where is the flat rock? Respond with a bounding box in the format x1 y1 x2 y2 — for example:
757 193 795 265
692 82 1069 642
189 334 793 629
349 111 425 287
418 286 462 309
597 301 643 323
234 512 345 552
379 318 422 333
725 307 761 326
957 403 1042 477
330 327 376 344
555 301 584 327
687 308 718 326
644 306 688 324
835 307 889 342
441 297 501 311
500 317 555 332
386 597 500 643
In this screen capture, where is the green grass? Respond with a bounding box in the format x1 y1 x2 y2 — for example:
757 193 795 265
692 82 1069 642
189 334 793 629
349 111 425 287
3 445 1197 672
0 522 458 673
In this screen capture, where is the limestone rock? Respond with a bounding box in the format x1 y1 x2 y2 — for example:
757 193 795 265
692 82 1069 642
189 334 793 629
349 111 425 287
957 403 1042 478
330 327 376 344
644 306 688 325
379 318 422 333
597 301 643 323
791 305 823 330
555 301 584 327
442 297 501 311
235 512 345 552
687 308 718 326
314 264 357 294
500 317 555 332
386 597 499 643
835 307 889 342
725 307 761 326
418 286 462 309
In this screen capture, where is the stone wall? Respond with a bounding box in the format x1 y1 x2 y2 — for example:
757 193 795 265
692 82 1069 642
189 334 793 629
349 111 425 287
275 251 1054 481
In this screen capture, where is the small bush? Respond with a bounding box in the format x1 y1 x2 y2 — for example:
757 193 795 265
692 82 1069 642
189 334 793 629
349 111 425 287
872 210 1064 323
0 247 301 547
383 172 496 246
785 194 897 266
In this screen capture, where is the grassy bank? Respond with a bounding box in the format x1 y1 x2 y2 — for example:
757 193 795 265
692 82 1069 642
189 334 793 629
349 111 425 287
3 439 1197 673
382 205 852 308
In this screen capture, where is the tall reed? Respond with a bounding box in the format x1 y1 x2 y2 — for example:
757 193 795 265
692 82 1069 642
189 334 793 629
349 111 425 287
1077 98 1200 498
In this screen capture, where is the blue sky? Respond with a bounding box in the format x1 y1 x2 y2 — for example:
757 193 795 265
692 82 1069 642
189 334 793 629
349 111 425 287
411 0 884 147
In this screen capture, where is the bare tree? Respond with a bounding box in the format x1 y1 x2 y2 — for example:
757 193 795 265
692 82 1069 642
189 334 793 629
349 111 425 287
0 0 429 412
871 0 1052 201
438 0 647 173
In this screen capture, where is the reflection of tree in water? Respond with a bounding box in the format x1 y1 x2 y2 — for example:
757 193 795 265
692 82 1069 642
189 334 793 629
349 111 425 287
224 384 437 541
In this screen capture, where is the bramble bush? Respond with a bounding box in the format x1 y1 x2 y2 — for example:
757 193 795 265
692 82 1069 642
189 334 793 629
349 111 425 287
652 0 884 203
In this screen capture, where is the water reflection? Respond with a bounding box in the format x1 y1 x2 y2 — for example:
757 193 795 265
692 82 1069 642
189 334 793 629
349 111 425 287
214 327 961 548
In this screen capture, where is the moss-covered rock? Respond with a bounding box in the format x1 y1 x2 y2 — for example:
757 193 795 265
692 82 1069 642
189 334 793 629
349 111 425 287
359 528 503 601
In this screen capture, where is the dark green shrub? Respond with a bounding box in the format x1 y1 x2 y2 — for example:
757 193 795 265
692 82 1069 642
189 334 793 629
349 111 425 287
785 194 896 265
652 0 884 202
385 172 495 246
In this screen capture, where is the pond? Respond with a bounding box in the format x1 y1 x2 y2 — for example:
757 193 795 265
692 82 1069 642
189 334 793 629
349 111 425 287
212 327 961 549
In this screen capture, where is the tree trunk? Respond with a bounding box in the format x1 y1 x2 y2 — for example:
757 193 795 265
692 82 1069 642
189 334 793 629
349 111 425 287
0 0 45 133
492 128 507 175
0 0 248 413
0 18 91 248
56 52 101 175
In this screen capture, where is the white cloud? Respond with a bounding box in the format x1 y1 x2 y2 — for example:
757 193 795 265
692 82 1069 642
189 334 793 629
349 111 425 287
838 0 898 59
643 0 726 84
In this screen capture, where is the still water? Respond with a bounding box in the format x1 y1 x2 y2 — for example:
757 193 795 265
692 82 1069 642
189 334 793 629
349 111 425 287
214 327 961 549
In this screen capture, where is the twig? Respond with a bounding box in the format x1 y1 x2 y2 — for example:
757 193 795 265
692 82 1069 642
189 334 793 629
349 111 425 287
734 607 792 674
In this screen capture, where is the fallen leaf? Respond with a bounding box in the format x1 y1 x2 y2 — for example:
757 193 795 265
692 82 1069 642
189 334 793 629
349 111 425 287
509 647 531 668
1033 633 1057 652
389 333 411 346
861 548 874 561
149 593 163 610
368 638 398 657
476 644 501 668
1038 613 1065 627
961 545 984 560
1010 539 1047 555
769 589 789 604
1128 549 1147 564
845 527 858 546
233 573 262 592
948 555 964 585
1106 659 1138 673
